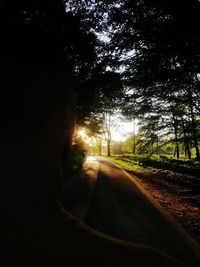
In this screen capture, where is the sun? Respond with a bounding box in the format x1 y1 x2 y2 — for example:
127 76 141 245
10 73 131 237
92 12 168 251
77 129 87 139
112 133 124 142
76 128 97 147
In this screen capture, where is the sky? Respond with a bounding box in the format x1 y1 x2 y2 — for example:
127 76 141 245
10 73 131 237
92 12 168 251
77 119 138 144
112 119 138 141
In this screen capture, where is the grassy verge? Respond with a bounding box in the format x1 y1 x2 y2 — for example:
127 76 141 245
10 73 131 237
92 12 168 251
107 155 200 176
107 156 143 172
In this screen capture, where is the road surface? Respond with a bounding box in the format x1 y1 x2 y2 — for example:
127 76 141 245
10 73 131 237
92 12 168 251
64 156 200 267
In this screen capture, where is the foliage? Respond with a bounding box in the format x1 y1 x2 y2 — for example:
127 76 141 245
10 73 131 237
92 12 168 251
112 141 123 155
63 1 200 160
92 0 200 159
4 1 200 160
63 142 86 180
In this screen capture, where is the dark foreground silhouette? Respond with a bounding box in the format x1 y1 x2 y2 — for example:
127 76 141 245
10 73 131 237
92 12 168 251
0 2 185 266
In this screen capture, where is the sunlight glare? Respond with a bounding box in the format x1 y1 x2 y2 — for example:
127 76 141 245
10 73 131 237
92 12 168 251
87 156 96 161
112 120 138 141
77 129 87 139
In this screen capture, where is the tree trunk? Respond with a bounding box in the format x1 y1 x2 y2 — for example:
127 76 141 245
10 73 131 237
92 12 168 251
132 135 136 154
187 146 191 159
132 119 136 154
174 125 179 159
176 143 180 159
187 82 200 160
98 138 102 156
174 146 176 157
184 135 191 159
98 145 102 156
195 143 200 160
182 119 191 159
107 139 111 157
156 136 159 155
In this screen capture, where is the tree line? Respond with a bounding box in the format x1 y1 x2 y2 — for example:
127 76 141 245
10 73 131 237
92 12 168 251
70 0 200 159
7 1 199 159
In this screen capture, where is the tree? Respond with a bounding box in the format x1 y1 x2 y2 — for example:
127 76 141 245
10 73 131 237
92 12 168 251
122 134 140 154
13 0 199 160
95 0 200 159
112 141 123 155
77 70 124 156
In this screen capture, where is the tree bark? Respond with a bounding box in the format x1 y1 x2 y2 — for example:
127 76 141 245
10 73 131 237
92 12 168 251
132 119 136 154
98 138 102 156
132 135 136 154
98 145 102 156
182 119 191 159
107 139 111 157
174 123 179 159
187 79 199 160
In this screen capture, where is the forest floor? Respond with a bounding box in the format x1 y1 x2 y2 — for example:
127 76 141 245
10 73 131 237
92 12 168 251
128 168 200 245
108 157 200 245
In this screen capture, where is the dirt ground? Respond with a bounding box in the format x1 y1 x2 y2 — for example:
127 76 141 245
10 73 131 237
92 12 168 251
129 168 200 245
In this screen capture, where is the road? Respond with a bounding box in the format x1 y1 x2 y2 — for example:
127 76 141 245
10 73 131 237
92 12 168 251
64 156 200 267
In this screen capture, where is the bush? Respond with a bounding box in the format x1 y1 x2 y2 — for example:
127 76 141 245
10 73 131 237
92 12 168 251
62 143 86 180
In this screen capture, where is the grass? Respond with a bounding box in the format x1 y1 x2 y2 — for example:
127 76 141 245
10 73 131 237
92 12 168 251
107 154 200 176
107 156 143 172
